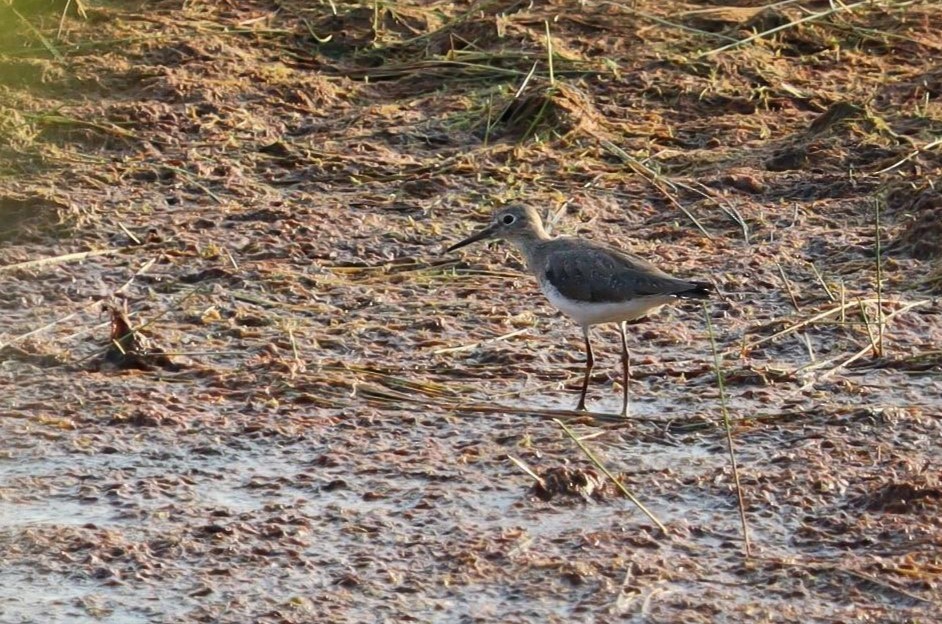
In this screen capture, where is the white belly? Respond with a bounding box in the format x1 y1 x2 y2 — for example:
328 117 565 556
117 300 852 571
541 281 673 326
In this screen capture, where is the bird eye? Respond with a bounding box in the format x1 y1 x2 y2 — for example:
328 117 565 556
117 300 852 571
501 214 516 225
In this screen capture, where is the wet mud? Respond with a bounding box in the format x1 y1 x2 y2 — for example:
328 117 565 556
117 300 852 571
2 1 941 622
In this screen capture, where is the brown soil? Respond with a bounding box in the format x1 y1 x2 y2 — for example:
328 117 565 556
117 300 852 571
2 1 941 622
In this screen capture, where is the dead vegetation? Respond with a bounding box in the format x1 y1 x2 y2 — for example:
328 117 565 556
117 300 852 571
1 0 941 621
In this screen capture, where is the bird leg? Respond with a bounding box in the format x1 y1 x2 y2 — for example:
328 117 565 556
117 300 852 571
576 326 594 412
619 321 631 418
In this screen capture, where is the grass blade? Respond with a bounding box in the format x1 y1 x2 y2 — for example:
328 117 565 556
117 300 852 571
554 418 667 533
12 6 66 62
704 305 752 558
0 248 124 274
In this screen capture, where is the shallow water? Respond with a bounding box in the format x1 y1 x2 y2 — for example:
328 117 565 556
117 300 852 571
3 0 942 621
5 378 937 622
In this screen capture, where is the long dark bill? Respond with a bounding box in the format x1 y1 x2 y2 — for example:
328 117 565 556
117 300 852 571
444 223 499 253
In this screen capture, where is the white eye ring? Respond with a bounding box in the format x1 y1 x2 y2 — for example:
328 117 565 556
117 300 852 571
501 214 516 225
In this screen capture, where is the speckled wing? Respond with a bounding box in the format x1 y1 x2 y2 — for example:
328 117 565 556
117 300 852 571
540 239 708 304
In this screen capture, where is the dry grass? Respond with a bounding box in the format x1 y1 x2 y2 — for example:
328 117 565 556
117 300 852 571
2 0 941 621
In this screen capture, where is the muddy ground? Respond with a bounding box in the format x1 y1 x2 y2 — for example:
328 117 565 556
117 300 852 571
1 0 941 622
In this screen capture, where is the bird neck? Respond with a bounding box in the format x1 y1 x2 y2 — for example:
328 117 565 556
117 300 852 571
507 228 551 273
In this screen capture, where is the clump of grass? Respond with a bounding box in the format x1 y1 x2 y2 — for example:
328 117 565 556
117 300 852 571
0 106 40 151
698 0 883 58
480 81 603 143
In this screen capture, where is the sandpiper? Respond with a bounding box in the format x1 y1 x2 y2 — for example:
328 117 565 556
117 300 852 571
445 204 712 417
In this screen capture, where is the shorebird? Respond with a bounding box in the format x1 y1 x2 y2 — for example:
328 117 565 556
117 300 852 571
445 205 712 417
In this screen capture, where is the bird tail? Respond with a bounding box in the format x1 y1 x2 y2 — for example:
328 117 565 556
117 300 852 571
677 280 713 299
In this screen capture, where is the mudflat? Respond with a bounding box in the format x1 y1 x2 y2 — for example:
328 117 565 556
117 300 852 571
1 2 940 622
